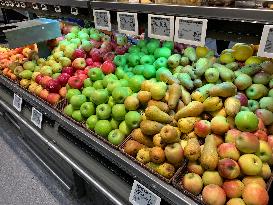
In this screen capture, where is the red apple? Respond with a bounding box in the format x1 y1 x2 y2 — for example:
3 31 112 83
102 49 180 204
268 135 273 149
254 130 268 141
225 129 241 144
35 74 44 84
115 46 127 55
101 60 115 74
68 76 83 89
72 48 86 59
85 58 93 66
46 79 61 93
90 39 101 49
100 42 112 53
78 73 88 81
72 58 86 70
222 180 244 198
92 62 101 68
62 66 74 76
218 158 240 179
258 118 267 132
41 76 52 88
103 52 115 62
194 120 211 138
235 92 248 106
57 73 70 86
217 143 240 161
84 66 92 74
59 87 67 98
47 93 61 105
39 89 49 100
202 185 226 205
242 183 269 205
89 48 102 62
75 70 86 76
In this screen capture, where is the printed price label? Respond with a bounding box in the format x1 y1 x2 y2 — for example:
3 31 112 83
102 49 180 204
31 107 42 129
148 14 174 41
13 93 22 112
117 12 138 35
129 180 161 205
258 25 273 58
174 17 207 47
93 10 111 31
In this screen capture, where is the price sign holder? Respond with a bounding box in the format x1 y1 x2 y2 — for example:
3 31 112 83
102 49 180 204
13 93 22 112
129 180 161 205
31 107 43 129
148 14 174 41
93 10 111 31
174 17 207 47
258 25 273 58
117 12 138 35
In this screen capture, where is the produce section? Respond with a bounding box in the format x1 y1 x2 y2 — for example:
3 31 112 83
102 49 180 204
0 1 273 205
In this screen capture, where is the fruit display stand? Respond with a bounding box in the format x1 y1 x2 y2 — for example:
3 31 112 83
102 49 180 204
1 1 273 205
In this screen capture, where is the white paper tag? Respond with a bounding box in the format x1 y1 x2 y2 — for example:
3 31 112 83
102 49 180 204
148 14 174 41
13 93 22 112
174 17 207 47
93 10 111 31
117 12 138 35
71 7 78 15
55 6 61 13
129 180 161 205
31 107 42 129
258 25 273 58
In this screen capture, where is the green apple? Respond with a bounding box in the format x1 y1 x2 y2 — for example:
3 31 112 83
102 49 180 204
83 78 93 88
59 57 71 67
112 104 127 121
94 120 112 138
153 57 168 69
81 40 93 52
108 96 115 107
168 54 181 69
112 87 132 104
102 74 118 88
93 80 104 89
119 79 129 87
72 110 84 122
140 55 155 65
125 111 141 129
259 97 273 112
107 80 121 94
88 68 105 81
146 41 160 55
63 104 74 117
40 66 53 76
162 41 174 50
143 65 156 79
96 104 111 120
234 74 252 90
156 67 172 81
70 94 87 109
65 32 76 40
255 140 273 162
80 102 95 118
114 55 127 67
269 89 273 97
110 118 120 129
235 111 259 132
78 31 89 40
64 45 76 58
108 129 125 145
70 38 81 47
53 51 64 62
115 67 126 79
66 89 81 102
137 39 147 48
128 45 141 53
129 75 145 93
52 63 62 73
82 87 95 99
246 84 268 100
238 154 262 176
247 100 260 112
70 26 80 34
154 47 171 59
119 121 132 136
128 53 140 67
132 65 145 75
86 115 98 130
90 33 101 41
90 89 109 105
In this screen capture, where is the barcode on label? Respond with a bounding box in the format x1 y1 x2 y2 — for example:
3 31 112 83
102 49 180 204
148 14 174 41
129 180 161 205
31 107 42 129
93 10 111 31
13 93 22 112
174 17 207 47
258 25 273 58
117 12 138 35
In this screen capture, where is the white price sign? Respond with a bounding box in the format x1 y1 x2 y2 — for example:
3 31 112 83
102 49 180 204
31 107 43 129
117 12 138 35
13 93 22 112
129 180 161 205
93 10 111 31
148 14 174 41
258 25 273 58
174 17 207 47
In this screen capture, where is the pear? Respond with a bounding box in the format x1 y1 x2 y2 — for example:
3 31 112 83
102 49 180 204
140 120 164 136
136 148 151 164
131 128 154 147
153 133 167 148
149 147 165 164
145 106 172 124
175 101 204 120
200 135 219 170
168 83 181 110
124 140 145 157
156 163 175 179
184 138 201 161
148 100 169 113
137 91 151 104
160 125 180 144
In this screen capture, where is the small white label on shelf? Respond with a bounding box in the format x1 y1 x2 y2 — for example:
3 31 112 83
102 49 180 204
41 4 47 11
13 93 22 112
71 7 78 15
129 180 161 205
258 25 273 58
174 17 207 47
117 12 138 35
31 107 42 129
93 10 111 31
148 14 174 41
55 6 61 13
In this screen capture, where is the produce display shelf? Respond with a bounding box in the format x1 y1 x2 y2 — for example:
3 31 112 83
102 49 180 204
0 74 198 205
90 2 273 24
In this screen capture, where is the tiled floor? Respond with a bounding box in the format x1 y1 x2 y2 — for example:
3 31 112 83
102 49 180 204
0 115 88 205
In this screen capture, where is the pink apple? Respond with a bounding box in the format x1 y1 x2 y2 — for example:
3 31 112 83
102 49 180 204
218 158 240 179
242 183 269 205
47 93 60 105
89 48 102 62
77 74 88 81
85 58 93 66
92 62 101 68
35 74 44 84
46 79 61 93
68 76 83 89
254 130 268 141
222 180 244 198
72 48 86 59
235 92 248 106
57 73 70 86
217 143 240 161
62 66 74 76
100 42 112 53
101 61 115 74
115 46 128 55
72 58 86 70
258 118 267 132
103 52 115 62
225 129 241 144
194 120 211 138
268 135 273 149
75 70 86 76
202 185 226 205
84 66 92 75
90 39 102 49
